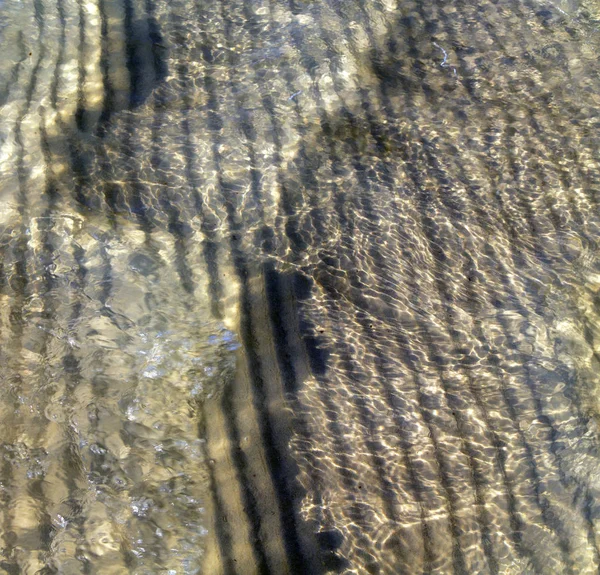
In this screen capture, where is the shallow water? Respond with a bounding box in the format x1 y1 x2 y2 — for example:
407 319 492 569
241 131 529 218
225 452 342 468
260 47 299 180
1 0 600 573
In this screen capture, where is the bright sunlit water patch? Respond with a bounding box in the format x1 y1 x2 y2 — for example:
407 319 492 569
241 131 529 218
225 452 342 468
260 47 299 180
1 0 600 572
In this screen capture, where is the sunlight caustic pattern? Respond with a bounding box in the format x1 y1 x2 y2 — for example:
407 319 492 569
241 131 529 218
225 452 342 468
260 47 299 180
1 0 600 573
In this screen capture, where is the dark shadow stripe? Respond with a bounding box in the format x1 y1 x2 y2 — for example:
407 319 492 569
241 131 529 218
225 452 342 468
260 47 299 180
231 5 348 570
0 238 6 294
53 0 103 216
197 409 237 575
120 1 155 233
0 451 16 575
50 0 66 109
171 7 223 318
59 118 97 212
0 32 27 107
262 266 332 531
147 1 195 294
82 52 122 222
123 0 143 109
96 235 113 309
140 10 234 564
122 122 155 233
81 0 128 216
190 5 271 572
75 0 88 132
144 0 168 81
96 0 115 136
22 0 46 111
194 5 330 567
223 192 312 575
218 360 271 575
70 240 109 574
2 5 45 565
219 9 328 559
36 109 67 557
39 109 60 209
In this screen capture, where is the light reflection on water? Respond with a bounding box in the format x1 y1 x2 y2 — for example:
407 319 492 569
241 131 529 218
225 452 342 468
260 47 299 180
1 0 600 572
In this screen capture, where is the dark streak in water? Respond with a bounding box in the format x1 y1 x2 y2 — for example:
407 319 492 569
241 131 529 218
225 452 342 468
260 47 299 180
0 32 28 107
96 0 114 137
2 0 600 572
74 0 87 132
50 0 66 110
